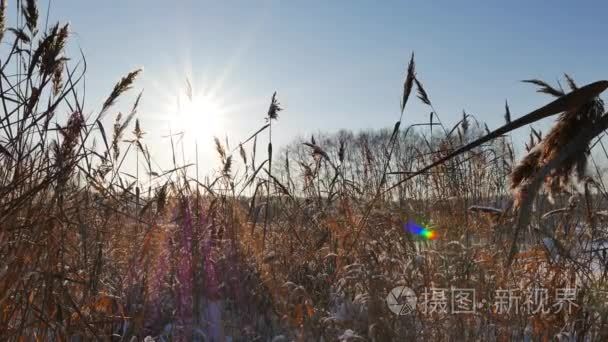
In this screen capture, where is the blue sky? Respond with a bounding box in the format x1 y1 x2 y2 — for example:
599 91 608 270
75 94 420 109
44 0 608 171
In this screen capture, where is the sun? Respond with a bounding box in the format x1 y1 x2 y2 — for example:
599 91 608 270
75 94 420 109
168 90 226 139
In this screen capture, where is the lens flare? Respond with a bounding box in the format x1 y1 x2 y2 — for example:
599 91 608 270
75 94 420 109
405 219 438 240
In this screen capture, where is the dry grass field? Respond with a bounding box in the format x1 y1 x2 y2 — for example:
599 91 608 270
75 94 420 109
1 2 608 341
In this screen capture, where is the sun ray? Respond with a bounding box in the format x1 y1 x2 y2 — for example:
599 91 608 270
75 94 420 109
166 83 226 141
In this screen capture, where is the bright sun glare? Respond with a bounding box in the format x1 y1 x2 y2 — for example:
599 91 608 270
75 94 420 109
168 90 225 140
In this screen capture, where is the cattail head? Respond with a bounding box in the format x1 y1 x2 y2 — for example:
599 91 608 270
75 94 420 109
415 76 431 106
522 79 565 97
112 112 123 160
510 146 542 203
132 118 145 141
61 111 85 143
156 183 168 214
504 100 511 124
461 111 470 133
22 0 38 34
0 0 6 43
39 23 70 78
214 137 226 161
55 111 85 185
511 75 606 203
29 23 56 77
24 86 40 118
100 69 142 119
540 82 604 186
300 161 314 183
239 144 247 165
338 139 345 163
401 52 415 114
267 91 282 120
9 27 31 43
52 59 64 96
284 150 290 175
564 73 578 91
303 142 329 161
223 155 232 177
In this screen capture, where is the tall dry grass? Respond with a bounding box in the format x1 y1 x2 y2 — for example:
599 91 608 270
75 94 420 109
1 2 608 341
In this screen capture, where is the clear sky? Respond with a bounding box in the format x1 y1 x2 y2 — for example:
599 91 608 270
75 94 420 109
44 0 608 172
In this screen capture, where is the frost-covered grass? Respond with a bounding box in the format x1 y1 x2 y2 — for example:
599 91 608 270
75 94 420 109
2 2 608 341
